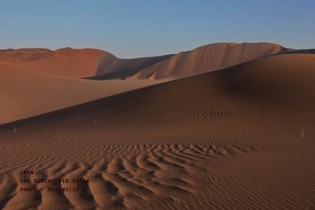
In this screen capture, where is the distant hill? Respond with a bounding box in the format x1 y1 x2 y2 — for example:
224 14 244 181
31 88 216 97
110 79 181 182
0 42 288 79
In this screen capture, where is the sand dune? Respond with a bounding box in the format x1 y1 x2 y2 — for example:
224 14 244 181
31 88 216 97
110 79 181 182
0 48 112 78
91 54 173 80
2 54 314 143
0 48 172 78
1 42 287 80
0 48 54 62
278 48 315 55
130 42 287 79
1 54 314 209
0 63 167 124
0 42 289 124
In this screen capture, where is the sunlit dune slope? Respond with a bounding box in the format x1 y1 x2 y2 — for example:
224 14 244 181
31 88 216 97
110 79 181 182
0 63 166 124
131 42 287 79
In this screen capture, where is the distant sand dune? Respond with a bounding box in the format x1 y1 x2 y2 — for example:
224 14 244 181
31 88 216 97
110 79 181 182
0 48 112 78
0 48 173 78
0 48 54 62
91 54 173 80
0 42 287 79
131 42 287 79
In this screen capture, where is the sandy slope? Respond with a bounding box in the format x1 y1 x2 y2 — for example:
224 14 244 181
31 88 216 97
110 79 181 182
0 48 172 78
131 42 287 79
92 54 173 80
0 54 314 209
0 48 113 78
0 48 54 62
1 42 287 124
0 63 167 124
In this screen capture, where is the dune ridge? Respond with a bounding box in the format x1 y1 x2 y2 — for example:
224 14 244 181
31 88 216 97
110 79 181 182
0 48 173 78
0 48 114 78
0 48 54 62
0 42 287 79
130 42 287 79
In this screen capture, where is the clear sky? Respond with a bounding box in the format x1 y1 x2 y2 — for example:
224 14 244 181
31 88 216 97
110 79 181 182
0 0 314 58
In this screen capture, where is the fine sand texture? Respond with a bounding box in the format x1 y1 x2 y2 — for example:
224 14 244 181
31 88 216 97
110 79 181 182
0 53 315 209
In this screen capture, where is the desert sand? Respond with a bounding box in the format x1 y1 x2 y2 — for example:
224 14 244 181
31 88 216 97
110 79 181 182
130 42 287 79
0 63 168 124
0 42 286 80
0 43 315 209
0 48 172 79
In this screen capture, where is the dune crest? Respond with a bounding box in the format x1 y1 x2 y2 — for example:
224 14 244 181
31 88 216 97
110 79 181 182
131 42 287 79
0 42 288 79
0 48 53 62
0 47 173 78
0 48 114 78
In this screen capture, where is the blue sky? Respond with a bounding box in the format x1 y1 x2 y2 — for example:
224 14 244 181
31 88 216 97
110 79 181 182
0 0 314 58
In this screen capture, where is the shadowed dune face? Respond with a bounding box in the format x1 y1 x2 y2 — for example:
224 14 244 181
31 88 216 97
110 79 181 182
277 48 315 55
2 54 314 145
92 54 174 80
131 42 287 79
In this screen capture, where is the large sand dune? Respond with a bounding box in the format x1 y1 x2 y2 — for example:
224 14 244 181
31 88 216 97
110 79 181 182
0 48 172 78
0 42 288 124
0 63 167 124
1 42 287 80
130 42 287 79
1 54 314 209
